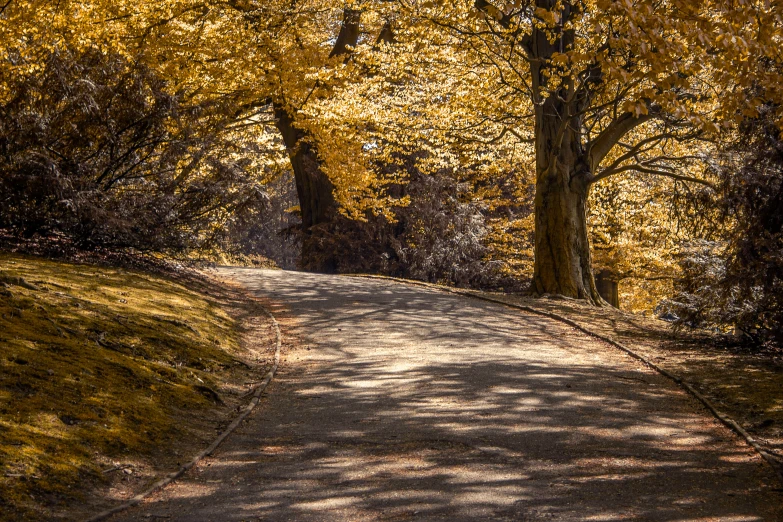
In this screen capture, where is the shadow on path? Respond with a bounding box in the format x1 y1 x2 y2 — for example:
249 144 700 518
111 269 782 521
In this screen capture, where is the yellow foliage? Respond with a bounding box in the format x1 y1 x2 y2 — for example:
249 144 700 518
4 0 783 298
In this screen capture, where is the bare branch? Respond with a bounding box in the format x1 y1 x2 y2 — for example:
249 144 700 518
587 110 657 173
591 164 715 188
0 0 13 16
473 0 532 55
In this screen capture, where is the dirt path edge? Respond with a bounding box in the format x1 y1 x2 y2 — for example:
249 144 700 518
85 293 282 522
352 274 783 484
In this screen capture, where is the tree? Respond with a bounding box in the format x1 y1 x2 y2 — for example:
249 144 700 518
382 0 783 303
663 102 783 347
268 6 394 271
103 0 401 270
7 0 782 298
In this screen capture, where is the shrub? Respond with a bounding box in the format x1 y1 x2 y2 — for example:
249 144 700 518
663 105 783 348
0 47 266 253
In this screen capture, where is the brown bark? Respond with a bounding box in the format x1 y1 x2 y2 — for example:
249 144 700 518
529 0 603 304
273 106 336 231
531 114 601 303
595 270 620 308
330 9 362 58
375 20 395 46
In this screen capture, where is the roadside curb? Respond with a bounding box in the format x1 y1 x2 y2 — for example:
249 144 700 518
352 274 783 483
86 297 282 522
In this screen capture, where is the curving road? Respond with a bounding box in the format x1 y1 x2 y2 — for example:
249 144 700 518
113 269 782 521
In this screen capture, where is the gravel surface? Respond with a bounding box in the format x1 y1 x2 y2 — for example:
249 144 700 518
464 290 783 460
111 269 783 521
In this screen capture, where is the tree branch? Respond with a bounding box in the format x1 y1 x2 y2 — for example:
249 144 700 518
587 110 656 173
591 164 715 188
375 19 395 46
330 8 361 58
473 0 532 55
0 0 13 16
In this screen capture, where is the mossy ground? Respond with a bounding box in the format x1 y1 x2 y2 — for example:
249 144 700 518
0 253 267 520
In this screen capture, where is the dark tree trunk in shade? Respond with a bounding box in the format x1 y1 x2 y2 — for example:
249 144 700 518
595 270 620 308
531 114 602 303
273 106 337 232
528 2 603 304
272 8 363 272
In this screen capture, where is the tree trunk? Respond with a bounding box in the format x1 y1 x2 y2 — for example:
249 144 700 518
273 104 340 272
269 8 363 273
595 270 620 308
531 97 603 303
528 0 602 304
532 161 601 302
273 105 336 231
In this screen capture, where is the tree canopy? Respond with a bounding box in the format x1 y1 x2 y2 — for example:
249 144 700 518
2 0 783 339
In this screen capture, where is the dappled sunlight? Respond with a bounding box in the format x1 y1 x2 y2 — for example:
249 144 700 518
112 269 782 521
0 254 275 521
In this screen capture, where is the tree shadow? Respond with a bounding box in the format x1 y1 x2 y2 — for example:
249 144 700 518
114 269 783 522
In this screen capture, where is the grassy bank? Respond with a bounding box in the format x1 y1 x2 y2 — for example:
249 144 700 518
0 253 263 520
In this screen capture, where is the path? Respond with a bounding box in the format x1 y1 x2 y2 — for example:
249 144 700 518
112 269 783 521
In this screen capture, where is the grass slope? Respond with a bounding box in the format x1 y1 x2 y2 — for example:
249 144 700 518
0 254 253 520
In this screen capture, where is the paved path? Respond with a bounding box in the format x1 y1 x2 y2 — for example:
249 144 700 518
114 269 782 521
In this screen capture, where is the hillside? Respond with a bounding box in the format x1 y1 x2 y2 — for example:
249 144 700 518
0 254 273 521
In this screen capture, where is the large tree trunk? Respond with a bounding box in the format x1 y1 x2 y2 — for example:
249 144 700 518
528 0 602 304
532 163 599 302
273 106 336 231
273 105 340 272
533 88 603 304
531 141 601 302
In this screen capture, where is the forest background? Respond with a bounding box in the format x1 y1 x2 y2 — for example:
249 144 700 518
1 0 782 348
